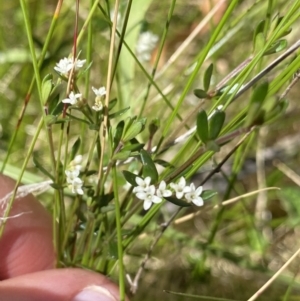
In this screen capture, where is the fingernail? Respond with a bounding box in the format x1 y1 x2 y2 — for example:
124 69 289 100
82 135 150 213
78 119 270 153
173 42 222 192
72 285 117 301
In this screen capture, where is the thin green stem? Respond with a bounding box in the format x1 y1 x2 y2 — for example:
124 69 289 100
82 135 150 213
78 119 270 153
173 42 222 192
138 0 177 117
112 165 125 301
157 0 239 151
2 0 63 173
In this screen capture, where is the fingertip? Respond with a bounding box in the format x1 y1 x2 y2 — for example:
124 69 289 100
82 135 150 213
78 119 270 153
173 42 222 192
0 268 127 301
0 174 55 279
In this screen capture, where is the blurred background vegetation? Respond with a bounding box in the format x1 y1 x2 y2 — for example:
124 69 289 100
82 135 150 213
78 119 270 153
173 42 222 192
1 0 300 300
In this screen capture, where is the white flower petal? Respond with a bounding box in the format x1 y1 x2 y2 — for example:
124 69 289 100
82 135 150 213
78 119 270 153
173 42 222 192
92 104 103 111
144 177 151 186
74 59 86 69
76 187 84 195
133 186 145 193
151 195 162 204
143 199 152 210
73 155 83 164
92 86 106 97
163 190 172 197
195 186 203 195
136 192 146 200
178 177 186 188
192 197 203 207
159 181 166 190
135 177 144 186
176 191 184 199
148 185 155 194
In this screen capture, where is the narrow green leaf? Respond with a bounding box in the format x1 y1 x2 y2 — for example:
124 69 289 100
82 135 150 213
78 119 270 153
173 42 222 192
265 98 288 124
33 154 54 180
123 118 146 142
50 182 63 190
165 197 191 207
148 118 160 137
209 111 225 140
203 63 213 92
86 170 97 177
109 107 130 119
252 82 269 106
140 149 158 183
89 124 100 131
108 98 118 110
264 39 287 55
196 110 209 143
202 190 218 200
52 118 70 125
123 122 143 142
113 120 124 151
253 20 265 52
101 205 115 213
113 150 131 161
41 74 53 104
122 142 145 152
45 114 57 126
206 141 221 152
194 89 208 99
49 92 64 115
70 137 81 161
154 159 174 168
245 82 269 127
94 192 114 207
108 241 118 260
66 113 90 124
254 32 265 54
122 170 138 187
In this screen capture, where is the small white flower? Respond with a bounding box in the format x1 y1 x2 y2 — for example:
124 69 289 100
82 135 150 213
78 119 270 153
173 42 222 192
92 103 103 112
91 86 106 112
54 57 86 76
133 176 151 193
185 183 203 206
69 177 84 195
74 58 86 70
110 9 121 23
136 31 159 62
65 169 80 184
170 177 191 199
92 86 106 97
54 57 73 75
156 181 172 199
68 155 83 171
136 185 162 210
62 91 82 105
73 155 83 165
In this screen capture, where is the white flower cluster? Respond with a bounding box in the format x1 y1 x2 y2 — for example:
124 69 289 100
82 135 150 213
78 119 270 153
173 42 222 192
65 155 84 195
91 86 106 111
133 176 203 210
54 57 86 76
54 56 107 110
54 56 86 107
136 31 159 62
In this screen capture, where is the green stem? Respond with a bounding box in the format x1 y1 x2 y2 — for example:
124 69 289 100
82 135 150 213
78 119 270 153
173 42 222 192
158 0 239 151
112 165 125 301
19 0 56 173
1 0 63 172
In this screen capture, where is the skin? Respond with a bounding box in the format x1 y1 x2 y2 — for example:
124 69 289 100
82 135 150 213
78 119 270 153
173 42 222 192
0 174 125 301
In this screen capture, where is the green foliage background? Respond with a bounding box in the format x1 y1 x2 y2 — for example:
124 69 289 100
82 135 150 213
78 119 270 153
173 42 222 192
1 1 300 300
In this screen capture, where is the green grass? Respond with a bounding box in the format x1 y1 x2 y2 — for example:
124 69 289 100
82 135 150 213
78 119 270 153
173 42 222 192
1 0 300 300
